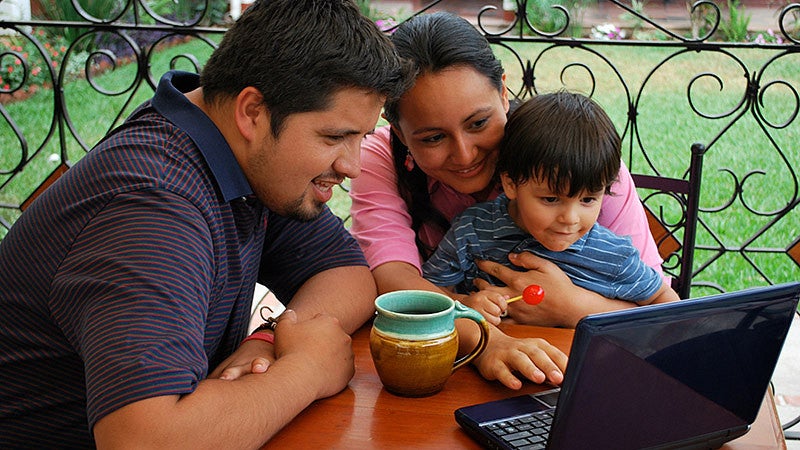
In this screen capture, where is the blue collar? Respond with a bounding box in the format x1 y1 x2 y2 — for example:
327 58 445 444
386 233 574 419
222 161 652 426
151 70 252 202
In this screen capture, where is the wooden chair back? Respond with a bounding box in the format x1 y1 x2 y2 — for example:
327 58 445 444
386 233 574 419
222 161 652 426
631 143 706 299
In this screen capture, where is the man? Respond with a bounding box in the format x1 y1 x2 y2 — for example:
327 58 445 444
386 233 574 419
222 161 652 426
0 1 406 447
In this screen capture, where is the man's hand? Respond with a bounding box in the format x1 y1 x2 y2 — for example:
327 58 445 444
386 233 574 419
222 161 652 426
210 308 355 393
210 339 274 380
273 309 355 399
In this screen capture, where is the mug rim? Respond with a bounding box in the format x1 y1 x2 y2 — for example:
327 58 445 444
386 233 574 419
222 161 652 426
374 289 454 320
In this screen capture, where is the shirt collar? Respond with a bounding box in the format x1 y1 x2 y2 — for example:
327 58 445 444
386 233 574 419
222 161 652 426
151 70 253 202
492 194 527 239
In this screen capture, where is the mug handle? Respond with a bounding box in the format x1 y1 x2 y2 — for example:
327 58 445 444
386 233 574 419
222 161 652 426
451 301 491 371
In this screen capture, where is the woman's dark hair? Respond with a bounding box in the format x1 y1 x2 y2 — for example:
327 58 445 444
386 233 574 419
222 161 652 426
498 91 621 197
386 12 505 258
200 0 407 137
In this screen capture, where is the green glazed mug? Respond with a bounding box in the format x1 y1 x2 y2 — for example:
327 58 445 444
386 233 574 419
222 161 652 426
369 290 490 397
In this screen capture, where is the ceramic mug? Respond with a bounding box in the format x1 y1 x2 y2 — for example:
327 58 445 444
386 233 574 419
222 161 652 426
369 290 490 397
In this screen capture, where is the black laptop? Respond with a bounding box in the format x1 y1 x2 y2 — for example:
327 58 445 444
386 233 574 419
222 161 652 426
455 282 800 450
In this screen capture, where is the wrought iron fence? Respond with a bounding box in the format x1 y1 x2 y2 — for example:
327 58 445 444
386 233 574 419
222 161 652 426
1 0 798 297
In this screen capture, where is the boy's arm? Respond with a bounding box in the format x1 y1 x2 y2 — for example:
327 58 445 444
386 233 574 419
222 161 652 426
637 281 680 306
421 225 471 288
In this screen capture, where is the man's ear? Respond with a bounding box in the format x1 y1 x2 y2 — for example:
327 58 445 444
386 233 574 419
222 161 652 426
234 87 268 143
500 172 518 199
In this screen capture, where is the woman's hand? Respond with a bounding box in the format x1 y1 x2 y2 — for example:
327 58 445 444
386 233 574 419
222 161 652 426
475 253 579 327
477 252 638 327
472 326 567 390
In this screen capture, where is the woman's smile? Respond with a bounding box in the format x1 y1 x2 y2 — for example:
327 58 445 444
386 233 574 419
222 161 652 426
450 158 487 178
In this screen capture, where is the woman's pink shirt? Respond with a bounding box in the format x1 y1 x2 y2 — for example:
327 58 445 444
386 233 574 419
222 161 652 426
349 126 664 276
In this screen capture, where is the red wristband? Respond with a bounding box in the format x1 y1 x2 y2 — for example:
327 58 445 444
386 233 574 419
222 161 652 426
242 331 274 345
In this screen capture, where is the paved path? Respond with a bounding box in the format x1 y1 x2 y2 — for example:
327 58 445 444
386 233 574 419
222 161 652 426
773 312 800 445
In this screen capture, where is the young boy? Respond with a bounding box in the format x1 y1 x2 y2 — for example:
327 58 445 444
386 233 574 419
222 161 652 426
422 91 679 325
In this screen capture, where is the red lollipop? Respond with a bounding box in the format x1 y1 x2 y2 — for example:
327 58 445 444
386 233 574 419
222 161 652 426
507 284 545 305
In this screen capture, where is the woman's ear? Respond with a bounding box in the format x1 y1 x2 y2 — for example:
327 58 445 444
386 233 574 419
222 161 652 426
390 123 408 147
234 87 268 143
500 172 518 199
500 73 510 113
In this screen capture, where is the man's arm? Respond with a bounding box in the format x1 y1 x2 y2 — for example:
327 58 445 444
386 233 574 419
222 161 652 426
260 208 376 334
94 311 354 449
287 264 377 334
245 197 380 336
211 265 376 381
214 208 377 381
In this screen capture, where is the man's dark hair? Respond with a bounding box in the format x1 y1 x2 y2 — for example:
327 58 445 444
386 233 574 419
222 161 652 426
498 90 621 197
200 0 407 136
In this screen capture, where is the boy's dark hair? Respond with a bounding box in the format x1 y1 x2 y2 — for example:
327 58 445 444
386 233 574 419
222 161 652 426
498 91 621 197
200 0 407 137
386 12 505 258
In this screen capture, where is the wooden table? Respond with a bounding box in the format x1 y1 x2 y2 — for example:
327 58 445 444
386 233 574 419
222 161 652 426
264 322 787 449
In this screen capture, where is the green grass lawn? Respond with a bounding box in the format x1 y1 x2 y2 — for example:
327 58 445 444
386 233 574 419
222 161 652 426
2 39 798 296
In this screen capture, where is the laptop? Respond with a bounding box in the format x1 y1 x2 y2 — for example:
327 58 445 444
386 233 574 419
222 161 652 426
455 282 800 450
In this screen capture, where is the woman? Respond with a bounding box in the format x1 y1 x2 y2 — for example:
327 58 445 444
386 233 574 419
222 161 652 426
349 12 663 390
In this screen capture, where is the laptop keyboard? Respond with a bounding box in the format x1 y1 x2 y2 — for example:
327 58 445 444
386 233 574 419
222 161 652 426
483 410 554 449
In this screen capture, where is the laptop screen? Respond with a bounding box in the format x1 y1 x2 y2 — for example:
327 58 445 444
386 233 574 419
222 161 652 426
548 284 799 449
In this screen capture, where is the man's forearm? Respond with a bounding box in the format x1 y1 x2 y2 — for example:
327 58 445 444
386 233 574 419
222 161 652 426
94 360 321 449
287 265 377 333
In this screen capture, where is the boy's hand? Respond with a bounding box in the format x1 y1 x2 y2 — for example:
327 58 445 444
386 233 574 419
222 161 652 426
462 287 512 326
472 326 567 389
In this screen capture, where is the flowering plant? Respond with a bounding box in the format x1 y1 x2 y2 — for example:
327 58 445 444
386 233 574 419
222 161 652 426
591 23 627 40
751 28 784 44
1 28 73 95
375 18 399 33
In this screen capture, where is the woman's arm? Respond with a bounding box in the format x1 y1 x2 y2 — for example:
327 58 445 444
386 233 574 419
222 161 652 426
350 126 425 276
352 127 567 389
